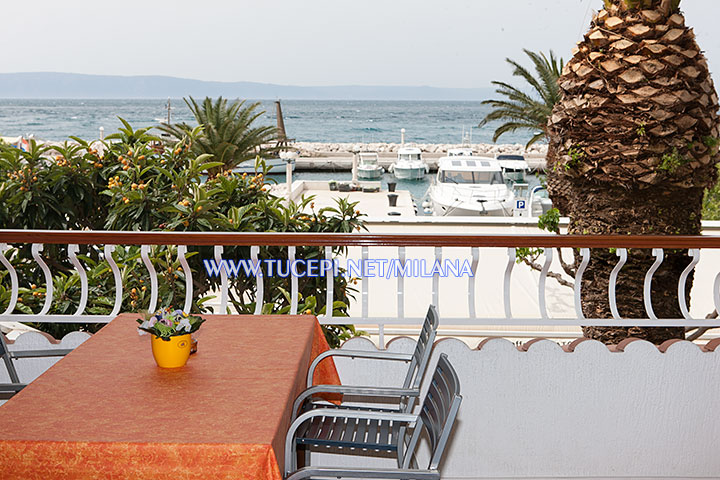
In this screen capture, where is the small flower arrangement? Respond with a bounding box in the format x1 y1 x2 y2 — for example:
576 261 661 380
137 308 205 341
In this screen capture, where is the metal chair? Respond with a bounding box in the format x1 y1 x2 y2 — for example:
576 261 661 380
285 353 462 479
292 305 440 421
0 332 71 400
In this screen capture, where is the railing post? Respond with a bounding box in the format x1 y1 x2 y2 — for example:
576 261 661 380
68 244 88 316
609 248 627 320
177 245 193 314
213 246 228 314
140 244 158 314
574 248 590 320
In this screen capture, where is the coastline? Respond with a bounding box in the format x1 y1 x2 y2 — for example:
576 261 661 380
293 141 547 158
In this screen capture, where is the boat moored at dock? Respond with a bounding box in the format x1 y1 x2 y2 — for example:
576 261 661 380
357 152 384 179
389 147 428 180
426 156 515 216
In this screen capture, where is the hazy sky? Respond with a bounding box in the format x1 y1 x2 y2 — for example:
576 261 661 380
2 0 718 88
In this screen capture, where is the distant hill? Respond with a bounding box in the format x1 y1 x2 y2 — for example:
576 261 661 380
0 72 494 101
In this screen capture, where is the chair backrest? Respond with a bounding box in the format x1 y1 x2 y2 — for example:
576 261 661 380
400 353 462 471
400 304 439 411
0 333 20 384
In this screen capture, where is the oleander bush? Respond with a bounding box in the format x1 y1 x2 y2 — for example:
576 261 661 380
0 116 364 346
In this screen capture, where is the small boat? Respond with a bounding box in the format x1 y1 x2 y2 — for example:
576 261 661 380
447 147 474 157
427 156 515 216
233 157 295 174
357 152 384 180
389 147 428 180
495 154 530 184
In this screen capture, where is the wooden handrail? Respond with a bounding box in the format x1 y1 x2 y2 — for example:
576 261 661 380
1 230 720 248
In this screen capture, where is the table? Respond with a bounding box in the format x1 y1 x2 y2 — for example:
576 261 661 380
0 314 340 480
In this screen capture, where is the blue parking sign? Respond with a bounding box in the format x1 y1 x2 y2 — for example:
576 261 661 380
516 199 526 210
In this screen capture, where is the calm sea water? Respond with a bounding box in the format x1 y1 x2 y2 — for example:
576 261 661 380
0 99 531 145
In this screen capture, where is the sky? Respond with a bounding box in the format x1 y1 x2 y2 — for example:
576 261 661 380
2 0 718 88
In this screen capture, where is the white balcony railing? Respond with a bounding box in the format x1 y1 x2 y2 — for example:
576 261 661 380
1 230 720 346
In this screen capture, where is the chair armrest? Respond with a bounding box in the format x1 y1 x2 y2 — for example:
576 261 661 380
0 383 26 392
287 466 440 480
285 408 419 476
291 384 419 421
307 349 413 388
11 349 72 358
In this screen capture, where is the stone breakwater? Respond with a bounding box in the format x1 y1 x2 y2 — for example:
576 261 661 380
293 142 548 157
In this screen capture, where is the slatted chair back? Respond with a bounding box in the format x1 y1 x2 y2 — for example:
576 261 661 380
0 332 24 400
399 353 462 470
0 333 20 384
399 304 439 411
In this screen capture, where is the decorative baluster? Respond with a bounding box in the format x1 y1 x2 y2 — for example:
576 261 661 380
213 246 228 314
504 247 515 318
0 244 18 315
177 245 193 314
643 248 664 320
140 245 158 314
289 246 298 315
324 246 333 319
678 249 700 320
538 248 553 319
468 247 479 319
432 247 442 311
68 244 88 316
574 248 590 320
397 246 406 319
32 244 53 316
105 245 122 317
609 248 627 320
251 246 263 315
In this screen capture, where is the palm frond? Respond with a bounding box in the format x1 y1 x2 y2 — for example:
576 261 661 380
480 49 563 146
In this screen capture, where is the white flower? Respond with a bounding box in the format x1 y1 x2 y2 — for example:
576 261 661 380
138 321 151 336
178 317 192 332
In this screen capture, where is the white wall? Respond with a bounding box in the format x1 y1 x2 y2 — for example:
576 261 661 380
319 336 720 480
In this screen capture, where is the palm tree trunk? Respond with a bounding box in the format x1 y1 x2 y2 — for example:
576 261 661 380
567 181 703 343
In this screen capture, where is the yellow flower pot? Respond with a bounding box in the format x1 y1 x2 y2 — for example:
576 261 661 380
151 334 192 368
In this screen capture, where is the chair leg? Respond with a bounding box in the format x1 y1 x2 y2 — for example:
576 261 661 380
303 446 311 468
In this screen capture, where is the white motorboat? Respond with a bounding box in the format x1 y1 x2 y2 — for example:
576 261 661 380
427 156 515 216
357 152 384 180
389 147 428 180
495 154 530 184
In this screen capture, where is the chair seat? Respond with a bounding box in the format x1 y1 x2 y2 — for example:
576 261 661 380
296 414 403 451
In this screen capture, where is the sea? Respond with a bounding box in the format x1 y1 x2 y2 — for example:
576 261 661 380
0 99 532 145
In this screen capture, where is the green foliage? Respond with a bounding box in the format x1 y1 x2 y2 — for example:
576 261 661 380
658 148 688 173
636 123 646 137
158 97 278 172
703 136 720 153
611 0 680 11
515 208 561 263
538 208 560 234
137 309 205 340
515 247 544 264
703 166 720 221
563 146 586 171
480 49 564 148
0 116 365 346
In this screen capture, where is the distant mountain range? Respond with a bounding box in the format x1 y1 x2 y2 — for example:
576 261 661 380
0 72 494 101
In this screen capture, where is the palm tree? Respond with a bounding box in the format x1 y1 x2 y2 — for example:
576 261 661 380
159 97 278 172
546 0 720 344
480 49 563 148
480 49 573 212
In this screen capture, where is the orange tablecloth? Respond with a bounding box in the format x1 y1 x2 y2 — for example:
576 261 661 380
0 314 339 480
